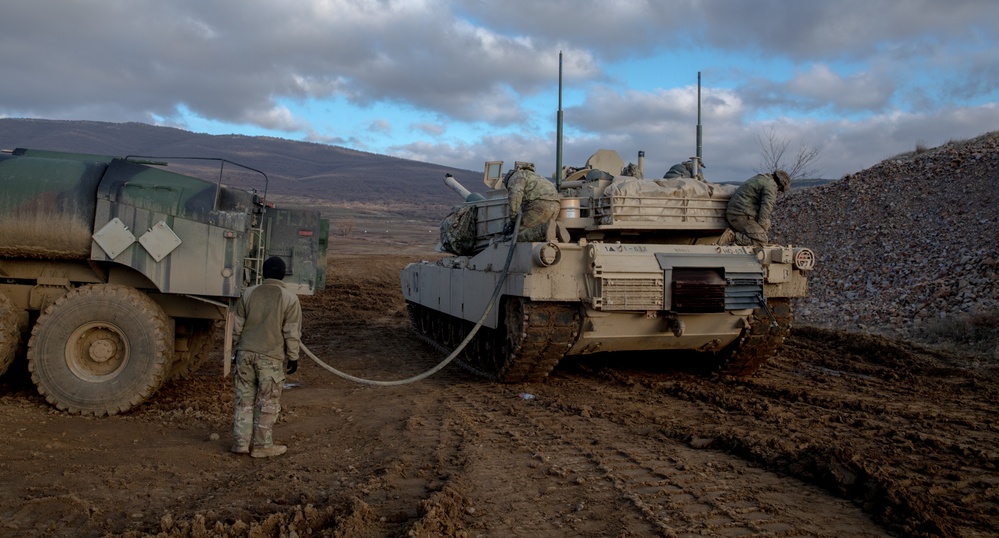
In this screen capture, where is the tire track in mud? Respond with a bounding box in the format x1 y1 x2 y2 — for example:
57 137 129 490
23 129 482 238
558 326 999 537
442 378 886 537
440 381 655 536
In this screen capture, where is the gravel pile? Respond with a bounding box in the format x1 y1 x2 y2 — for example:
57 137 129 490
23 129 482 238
772 131 999 337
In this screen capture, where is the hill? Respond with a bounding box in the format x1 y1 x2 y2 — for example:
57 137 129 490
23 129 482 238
773 131 999 351
0 118 481 216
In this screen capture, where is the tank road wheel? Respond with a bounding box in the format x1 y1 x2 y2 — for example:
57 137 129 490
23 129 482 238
168 320 218 381
27 284 173 415
455 320 508 380
0 293 20 377
416 303 433 335
714 297 793 377
502 296 527 364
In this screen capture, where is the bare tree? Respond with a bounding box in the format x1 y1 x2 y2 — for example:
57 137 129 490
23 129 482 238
334 217 356 237
754 126 821 180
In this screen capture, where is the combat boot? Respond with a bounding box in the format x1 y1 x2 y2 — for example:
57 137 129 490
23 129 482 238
555 222 571 243
230 442 250 455
716 228 736 245
251 444 288 458
545 220 557 242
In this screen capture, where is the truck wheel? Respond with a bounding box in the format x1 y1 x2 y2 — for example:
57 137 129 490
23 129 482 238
27 284 173 416
0 294 19 377
168 320 218 381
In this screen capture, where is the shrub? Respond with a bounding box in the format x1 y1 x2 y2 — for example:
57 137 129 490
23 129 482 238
917 310 999 361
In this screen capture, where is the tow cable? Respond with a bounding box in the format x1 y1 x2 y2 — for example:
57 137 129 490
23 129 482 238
301 214 522 386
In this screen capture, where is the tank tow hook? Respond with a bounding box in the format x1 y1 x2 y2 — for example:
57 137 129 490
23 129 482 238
756 293 779 329
666 314 685 337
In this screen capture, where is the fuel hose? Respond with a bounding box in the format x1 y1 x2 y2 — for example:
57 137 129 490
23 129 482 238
301 213 522 386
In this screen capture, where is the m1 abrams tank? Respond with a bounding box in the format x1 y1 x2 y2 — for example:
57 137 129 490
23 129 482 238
400 149 815 382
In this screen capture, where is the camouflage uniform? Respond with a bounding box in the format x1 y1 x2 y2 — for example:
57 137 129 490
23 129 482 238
505 164 560 242
726 173 779 246
663 161 704 181
439 205 477 255
231 276 302 453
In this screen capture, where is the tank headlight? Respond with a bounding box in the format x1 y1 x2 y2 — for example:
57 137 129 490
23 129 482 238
793 248 816 271
532 243 561 267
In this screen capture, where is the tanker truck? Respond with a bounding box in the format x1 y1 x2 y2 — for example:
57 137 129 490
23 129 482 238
400 149 815 382
0 148 328 415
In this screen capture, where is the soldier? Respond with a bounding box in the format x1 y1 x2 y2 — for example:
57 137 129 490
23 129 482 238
503 162 561 242
723 170 791 246
663 160 705 181
231 256 302 458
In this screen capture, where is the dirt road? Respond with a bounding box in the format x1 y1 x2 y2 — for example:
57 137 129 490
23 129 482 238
1 252 996 537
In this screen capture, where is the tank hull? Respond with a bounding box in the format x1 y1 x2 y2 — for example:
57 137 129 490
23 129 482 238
401 238 807 381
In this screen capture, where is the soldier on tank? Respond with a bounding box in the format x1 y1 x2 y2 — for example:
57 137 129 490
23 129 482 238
503 162 561 242
722 170 791 246
663 160 705 181
231 256 302 458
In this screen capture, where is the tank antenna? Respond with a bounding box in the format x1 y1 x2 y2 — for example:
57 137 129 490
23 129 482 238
555 51 564 188
695 71 703 175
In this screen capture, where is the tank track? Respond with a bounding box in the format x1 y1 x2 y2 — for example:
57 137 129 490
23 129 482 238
406 298 581 383
716 297 793 377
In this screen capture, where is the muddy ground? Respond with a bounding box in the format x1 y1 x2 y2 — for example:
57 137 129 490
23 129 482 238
1 237 997 537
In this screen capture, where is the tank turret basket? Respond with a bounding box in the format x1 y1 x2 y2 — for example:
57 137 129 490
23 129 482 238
593 177 734 230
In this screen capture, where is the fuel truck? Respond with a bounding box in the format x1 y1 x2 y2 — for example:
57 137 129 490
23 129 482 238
0 148 328 415
400 148 815 382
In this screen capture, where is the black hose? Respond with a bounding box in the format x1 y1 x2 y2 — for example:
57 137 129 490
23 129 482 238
301 213 523 386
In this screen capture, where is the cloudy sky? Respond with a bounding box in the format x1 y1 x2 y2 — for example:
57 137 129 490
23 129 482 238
2 0 997 181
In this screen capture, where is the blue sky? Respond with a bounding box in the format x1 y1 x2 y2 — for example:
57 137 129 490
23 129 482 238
2 0 998 182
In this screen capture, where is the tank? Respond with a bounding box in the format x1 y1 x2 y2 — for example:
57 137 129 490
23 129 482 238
400 149 815 381
0 148 328 415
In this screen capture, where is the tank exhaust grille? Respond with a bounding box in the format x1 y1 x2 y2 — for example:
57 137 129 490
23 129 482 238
597 277 664 310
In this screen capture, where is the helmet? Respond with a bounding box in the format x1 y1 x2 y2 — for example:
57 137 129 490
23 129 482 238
773 170 791 192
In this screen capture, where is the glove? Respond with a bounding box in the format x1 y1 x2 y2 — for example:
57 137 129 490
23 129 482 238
502 220 515 236
286 360 298 375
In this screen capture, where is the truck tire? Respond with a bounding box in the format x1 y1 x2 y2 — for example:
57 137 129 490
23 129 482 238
27 284 173 416
168 320 218 381
0 293 19 377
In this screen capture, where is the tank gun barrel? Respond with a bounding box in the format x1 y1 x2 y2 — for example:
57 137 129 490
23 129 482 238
444 173 485 202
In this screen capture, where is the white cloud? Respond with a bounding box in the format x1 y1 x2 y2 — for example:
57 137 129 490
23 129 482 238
786 64 896 111
367 119 392 134
0 0 996 181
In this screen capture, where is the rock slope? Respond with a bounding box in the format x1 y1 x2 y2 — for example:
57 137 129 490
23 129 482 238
772 131 999 337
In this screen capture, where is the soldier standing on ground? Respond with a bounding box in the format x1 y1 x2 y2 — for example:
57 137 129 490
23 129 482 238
503 162 561 242
231 256 302 458
723 170 791 246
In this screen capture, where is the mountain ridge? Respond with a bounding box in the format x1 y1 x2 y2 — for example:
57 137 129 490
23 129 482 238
0 118 480 213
